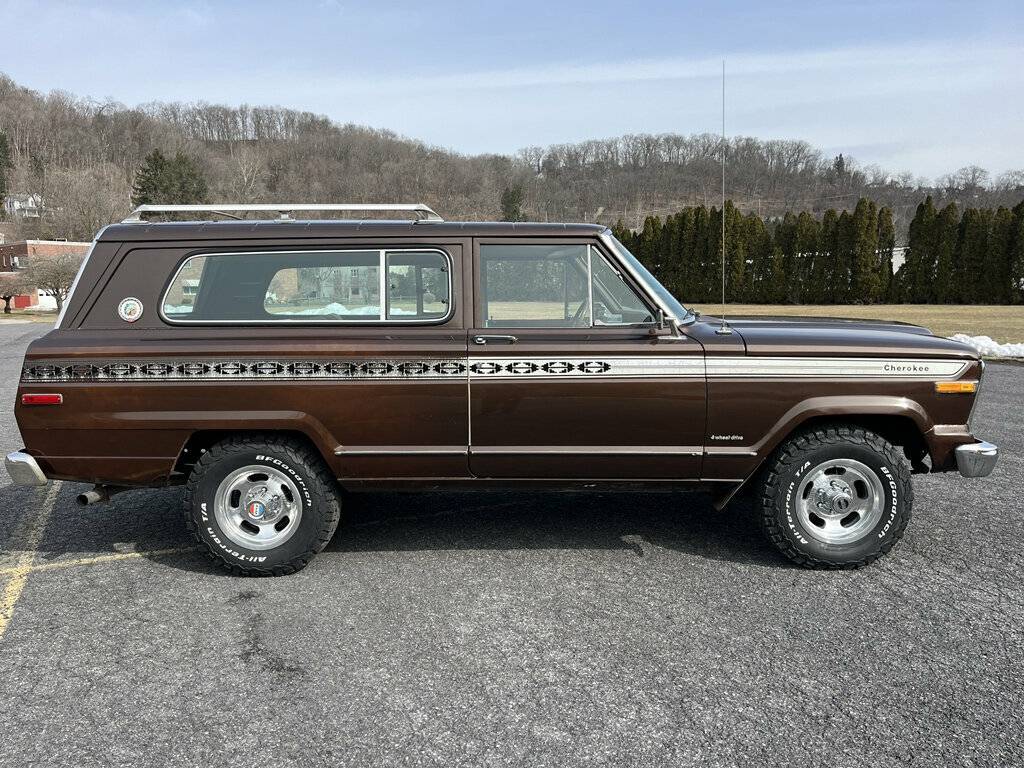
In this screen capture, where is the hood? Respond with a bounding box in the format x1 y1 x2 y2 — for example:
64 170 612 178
699 314 979 360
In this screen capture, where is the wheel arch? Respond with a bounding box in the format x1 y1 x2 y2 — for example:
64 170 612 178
173 429 331 480
755 396 931 463
712 397 932 510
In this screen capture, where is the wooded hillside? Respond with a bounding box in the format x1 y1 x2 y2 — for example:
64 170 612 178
2 72 1022 244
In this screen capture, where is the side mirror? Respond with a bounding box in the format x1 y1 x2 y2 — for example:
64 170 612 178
655 308 666 330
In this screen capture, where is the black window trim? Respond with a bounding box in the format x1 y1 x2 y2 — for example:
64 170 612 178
159 247 455 326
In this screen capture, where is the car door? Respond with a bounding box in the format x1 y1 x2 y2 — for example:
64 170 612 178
467 238 706 479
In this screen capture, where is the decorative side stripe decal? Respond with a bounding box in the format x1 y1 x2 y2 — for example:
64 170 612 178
21 358 468 382
468 356 704 378
21 356 969 383
705 357 968 379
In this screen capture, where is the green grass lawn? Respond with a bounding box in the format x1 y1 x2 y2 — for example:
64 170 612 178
0 309 58 323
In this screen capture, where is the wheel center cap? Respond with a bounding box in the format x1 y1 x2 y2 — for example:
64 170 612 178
246 499 268 520
244 485 283 523
815 482 853 515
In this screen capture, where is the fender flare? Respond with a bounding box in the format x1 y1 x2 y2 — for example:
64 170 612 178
162 410 339 473
711 396 931 510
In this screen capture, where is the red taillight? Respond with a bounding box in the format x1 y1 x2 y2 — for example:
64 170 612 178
21 393 63 406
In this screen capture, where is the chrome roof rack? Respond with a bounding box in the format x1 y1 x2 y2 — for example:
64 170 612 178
121 203 443 224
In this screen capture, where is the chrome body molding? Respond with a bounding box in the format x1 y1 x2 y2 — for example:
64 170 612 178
336 446 468 455
22 355 970 383
703 447 759 456
5 451 48 486
705 357 969 379
954 441 998 478
469 446 704 455
337 446 704 456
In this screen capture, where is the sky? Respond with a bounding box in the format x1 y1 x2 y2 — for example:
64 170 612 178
2 0 1022 181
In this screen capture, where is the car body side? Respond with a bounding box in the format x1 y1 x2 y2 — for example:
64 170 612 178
14 221 984 494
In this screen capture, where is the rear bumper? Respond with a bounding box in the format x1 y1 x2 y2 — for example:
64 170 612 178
5 451 48 486
955 441 999 478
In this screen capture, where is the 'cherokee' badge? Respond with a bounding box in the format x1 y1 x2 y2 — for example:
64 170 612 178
117 297 144 323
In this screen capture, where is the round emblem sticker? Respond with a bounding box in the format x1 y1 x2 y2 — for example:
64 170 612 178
117 297 143 323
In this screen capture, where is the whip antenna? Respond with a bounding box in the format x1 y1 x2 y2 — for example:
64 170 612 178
716 59 732 335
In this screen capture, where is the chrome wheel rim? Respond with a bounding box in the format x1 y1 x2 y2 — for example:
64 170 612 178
794 458 885 545
213 465 303 550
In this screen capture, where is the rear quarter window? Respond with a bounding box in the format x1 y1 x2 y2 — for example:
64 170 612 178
162 249 452 323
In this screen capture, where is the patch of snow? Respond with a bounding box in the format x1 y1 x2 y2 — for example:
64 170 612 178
162 301 418 317
293 302 375 316
950 334 1024 359
292 303 413 316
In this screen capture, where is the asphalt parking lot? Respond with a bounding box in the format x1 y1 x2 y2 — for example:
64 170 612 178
0 321 1021 767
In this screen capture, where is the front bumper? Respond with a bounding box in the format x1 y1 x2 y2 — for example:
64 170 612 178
955 441 999 478
5 451 48 486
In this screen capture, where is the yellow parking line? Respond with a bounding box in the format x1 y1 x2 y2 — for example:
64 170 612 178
0 546 201 576
0 481 62 642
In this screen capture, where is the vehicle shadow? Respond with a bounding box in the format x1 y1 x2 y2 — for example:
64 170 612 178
330 489 785 568
0 481 790 573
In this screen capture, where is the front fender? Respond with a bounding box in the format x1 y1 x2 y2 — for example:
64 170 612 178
751 395 932 458
702 395 932 484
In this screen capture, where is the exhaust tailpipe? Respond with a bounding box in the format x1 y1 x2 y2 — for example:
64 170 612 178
77 487 109 506
76 485 127 506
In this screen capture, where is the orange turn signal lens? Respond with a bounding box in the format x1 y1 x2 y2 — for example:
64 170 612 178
21 393 63 405
935 381 977 394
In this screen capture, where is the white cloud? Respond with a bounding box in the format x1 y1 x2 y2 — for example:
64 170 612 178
273 40 1022 96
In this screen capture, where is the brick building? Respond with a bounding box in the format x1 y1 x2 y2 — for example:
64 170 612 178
0 240 91 308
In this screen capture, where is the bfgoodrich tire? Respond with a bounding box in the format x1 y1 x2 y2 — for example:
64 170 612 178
184 435 341 576
758 424 913 569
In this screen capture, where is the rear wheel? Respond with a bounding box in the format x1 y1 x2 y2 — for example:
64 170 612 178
184 435 341 576
758 424 912 569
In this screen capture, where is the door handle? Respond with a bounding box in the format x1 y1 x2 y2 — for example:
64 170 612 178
473 335 518 345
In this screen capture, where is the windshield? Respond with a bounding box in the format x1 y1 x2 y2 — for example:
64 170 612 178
603 232 691 321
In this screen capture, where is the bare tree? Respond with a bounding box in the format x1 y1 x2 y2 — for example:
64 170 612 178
0 270 32 314
19 252 83 313
43 164 131 240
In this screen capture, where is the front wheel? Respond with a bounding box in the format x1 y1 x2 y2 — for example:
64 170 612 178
184 435 341 576
758 425 913 569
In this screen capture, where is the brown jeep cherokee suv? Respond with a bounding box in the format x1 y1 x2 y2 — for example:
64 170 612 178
6 203 998 575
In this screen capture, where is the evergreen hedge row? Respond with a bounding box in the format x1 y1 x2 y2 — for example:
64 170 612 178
612 196 1024 304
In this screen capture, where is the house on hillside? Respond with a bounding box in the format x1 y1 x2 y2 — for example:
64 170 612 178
2 194 44 219
0 239 91 309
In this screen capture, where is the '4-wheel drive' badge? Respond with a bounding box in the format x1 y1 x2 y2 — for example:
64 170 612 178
117 297 144 323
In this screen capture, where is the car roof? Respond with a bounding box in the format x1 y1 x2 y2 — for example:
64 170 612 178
98 220 609 242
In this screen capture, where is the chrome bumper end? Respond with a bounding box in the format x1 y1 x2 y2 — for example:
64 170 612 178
5 451 48 486
955 441 999 478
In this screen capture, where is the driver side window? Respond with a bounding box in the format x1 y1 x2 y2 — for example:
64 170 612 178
480 245 590 328
478 243 653 328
